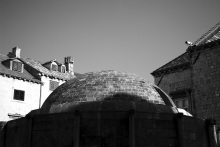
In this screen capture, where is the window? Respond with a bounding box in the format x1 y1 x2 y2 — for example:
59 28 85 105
13 89 25 101
174 98 189 111
49 80 59 91
12 61 22 72
51 64 58 71
170 90 191 112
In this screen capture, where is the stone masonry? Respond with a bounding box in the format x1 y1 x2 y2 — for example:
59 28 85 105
188 40 220 125
151 21 220 127
152 39 220 127
41 70 169 114
155 69 191 94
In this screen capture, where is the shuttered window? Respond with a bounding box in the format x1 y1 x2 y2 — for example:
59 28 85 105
13 90 25 101
50 80 59 91
12 61 22 72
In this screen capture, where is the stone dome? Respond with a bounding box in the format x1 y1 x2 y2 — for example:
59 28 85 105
40 70 177 114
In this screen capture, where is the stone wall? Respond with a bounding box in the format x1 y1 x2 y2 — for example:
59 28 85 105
0 111 210 147
155 69 191 95
152 40 220 126
41 70 169 114
191 42 220 125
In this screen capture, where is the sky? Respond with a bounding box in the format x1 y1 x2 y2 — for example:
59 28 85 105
1 0 220 83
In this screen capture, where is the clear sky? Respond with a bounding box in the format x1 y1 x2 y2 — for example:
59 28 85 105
1 0 220 83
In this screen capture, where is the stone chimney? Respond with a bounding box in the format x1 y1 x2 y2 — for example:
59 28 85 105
8 47 21 58
64 56 74 75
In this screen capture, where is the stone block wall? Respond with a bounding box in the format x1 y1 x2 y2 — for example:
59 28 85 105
152 40 220 126
191 43 220 125
0 111 210 147
154 69 191 95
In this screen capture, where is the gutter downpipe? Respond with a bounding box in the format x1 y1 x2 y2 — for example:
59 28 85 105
38 73 43 108
39 82 43 108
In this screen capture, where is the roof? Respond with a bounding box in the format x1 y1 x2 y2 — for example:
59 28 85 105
40 70 176 114
151 52 190 77
21 57 75 80
0 54 41 83
152 21 220 76
193 21 220 46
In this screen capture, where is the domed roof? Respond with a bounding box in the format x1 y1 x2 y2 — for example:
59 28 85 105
40 70 176 114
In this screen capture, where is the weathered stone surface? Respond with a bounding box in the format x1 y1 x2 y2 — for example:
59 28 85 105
152 40 220 126
191 44 220 124
155 69 191 94
40 70 176 114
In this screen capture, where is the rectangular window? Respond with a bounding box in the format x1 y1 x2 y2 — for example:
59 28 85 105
49 80 59 91
12 61 22 72
170 90 191 112
174 98 189 111
13 90 25 101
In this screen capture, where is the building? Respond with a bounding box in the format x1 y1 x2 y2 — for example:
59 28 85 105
0 70 216 147
0 47 77 121
151 21 220 126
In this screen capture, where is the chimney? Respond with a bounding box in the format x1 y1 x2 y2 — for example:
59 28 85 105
9 47 21 58
64 56 74 75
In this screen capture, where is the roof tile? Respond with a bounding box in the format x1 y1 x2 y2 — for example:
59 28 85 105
151 52 190 75
193 21 220 46
22 57 75 80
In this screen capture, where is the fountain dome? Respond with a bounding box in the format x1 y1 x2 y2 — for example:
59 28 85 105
40 70 178 114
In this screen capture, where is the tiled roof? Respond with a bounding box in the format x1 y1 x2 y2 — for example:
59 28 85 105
151 52 190 76
193 21 220 46
205 31 220 43
21 57 75 80
0 54 41 83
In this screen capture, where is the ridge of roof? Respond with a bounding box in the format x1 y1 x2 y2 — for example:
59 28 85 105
193 21 220 46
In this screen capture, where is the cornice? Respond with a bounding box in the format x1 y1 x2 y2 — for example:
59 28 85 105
0 73 42 84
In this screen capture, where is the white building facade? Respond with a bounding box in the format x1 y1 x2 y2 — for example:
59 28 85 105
0 47 76 122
